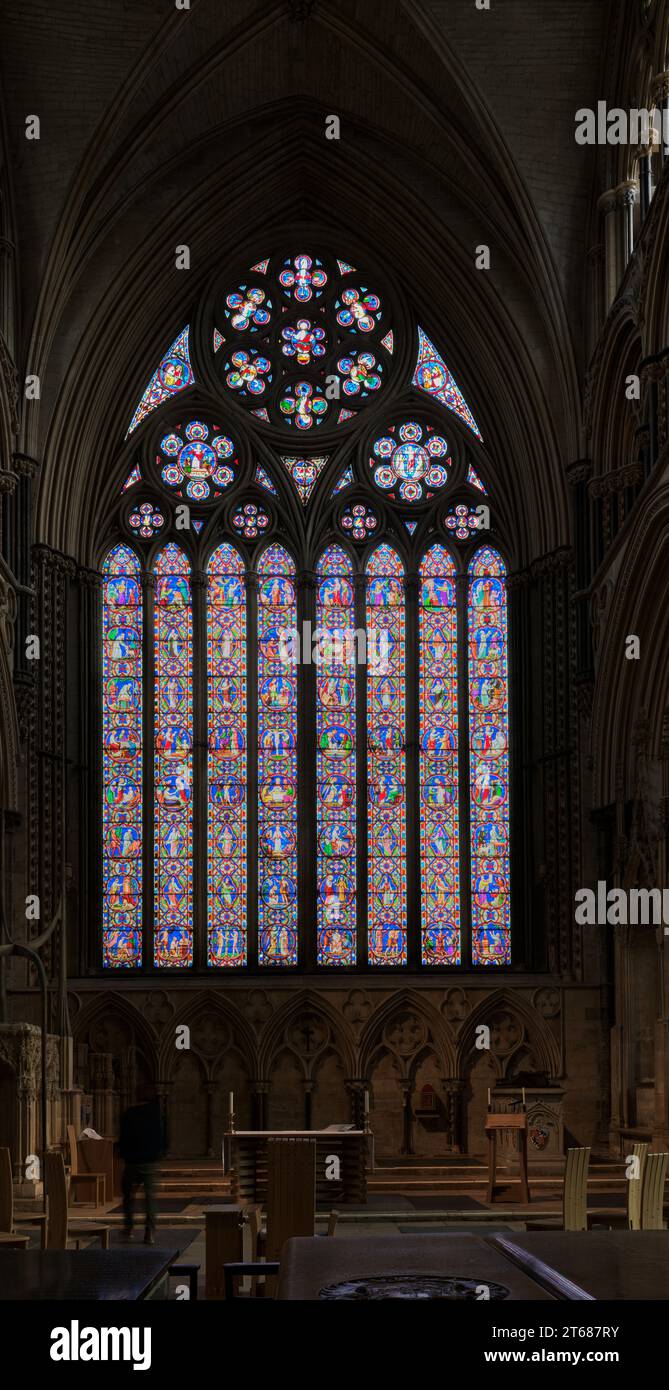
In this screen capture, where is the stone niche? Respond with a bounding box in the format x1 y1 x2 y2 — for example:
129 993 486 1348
0 1023 61 1187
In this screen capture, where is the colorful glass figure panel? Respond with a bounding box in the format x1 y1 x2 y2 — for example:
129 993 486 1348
280 455 329 504
370 421 450 503
128 501 165 540
102 545 143 968
366 545 407 965
207 544 247 967
257 544 298 966
153 545 193 967
157 420 237 502
331 466 354 497
413 327 482 441
255 465 278 496
127 327 194 436
316 546 356 966
340 502 378 542
420 546 460 965
468 547 510 965
445 505 483 541
232 503 270 540
122 464 141 493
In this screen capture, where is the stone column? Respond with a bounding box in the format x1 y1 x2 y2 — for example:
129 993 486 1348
652 72 669 163
250 1079 268 1131
597 190 619 312
635 143 653 222
90 1051 115 1136
616 181 638 268
400 1080 414 1156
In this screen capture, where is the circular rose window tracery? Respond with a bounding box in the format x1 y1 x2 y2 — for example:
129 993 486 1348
213 251 393 431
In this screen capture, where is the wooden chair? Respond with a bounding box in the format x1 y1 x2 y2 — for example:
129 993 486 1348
264 1138 316 1294
66 1126 106 1207
44 1151 111 1250
0 1231 30 1249
524 1146 591 1232
590 1141 649 1230
0 1147 49 1249
640 1151 668 1230
234 1140 338 1297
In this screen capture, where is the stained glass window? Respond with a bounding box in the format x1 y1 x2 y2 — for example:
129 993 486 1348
413 327 482 441
108 246 513 973
280 455 329 503
153 544 193 967
316 546 356 966
207 544 247 967
102 545 143 968
420 546 460 965
257 544 298 966
369 421 450 503
127 328 194 436
468 547 510 966
366 545 407 966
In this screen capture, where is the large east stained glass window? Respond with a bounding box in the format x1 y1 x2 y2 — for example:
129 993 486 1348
257 543 298 967
153 544 193 967
106 245 513 972
468 547 511 965
366 544 407 966
420 545 460 965
102 544 143 968
207 544 247 967
316 546 356 966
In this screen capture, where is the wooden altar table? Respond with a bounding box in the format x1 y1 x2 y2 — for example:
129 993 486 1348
226 1129 367 1206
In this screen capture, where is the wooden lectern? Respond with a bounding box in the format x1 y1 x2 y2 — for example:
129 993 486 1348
484 1112 530 1204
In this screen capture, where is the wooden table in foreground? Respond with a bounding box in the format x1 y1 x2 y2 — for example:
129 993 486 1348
491 1231 669 1300
0 1248 179 1300
278 1234 555 1301
227 1129 368 1205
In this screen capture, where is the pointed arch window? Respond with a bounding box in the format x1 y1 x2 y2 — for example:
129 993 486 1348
257 543 298 967
103 245 513 972
102 544 143 968
468 547 511 965
366 544 407 967
153 544 193 967
419 544 460 965
316 545 357 966
207 543 247 967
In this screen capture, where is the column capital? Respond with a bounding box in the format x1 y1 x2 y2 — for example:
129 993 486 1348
597 188 618 216
0 471 18 496
615 180 638 208
11 453 40 479
651 71 669 102
77 566 103 591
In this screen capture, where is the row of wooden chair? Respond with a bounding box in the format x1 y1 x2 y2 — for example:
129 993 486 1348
529 1144 669 1232
0 1147 110 1251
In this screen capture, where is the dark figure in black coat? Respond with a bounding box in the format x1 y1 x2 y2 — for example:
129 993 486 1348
119 1097 164 1244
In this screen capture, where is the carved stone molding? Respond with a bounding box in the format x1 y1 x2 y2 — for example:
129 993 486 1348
588 463 643 498
0 333 20 435
529 547 573 579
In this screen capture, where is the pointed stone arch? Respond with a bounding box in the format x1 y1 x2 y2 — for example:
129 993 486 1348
158 989 257 1082
257 989 357 1082
358 989 457 1079
455 988 561 1081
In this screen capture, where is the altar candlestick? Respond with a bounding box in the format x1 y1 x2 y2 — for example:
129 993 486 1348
487 1088 491 1108
522 1087 526 1107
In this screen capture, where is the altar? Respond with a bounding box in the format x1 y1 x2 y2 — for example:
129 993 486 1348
226 1128 368 1206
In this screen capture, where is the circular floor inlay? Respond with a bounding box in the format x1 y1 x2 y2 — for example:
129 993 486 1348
319 1274 510 1301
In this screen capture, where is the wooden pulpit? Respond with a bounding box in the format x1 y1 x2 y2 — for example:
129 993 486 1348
484 1111 530 1204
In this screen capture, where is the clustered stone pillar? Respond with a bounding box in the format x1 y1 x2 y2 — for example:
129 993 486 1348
598 183 639 315
652 72 669 164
